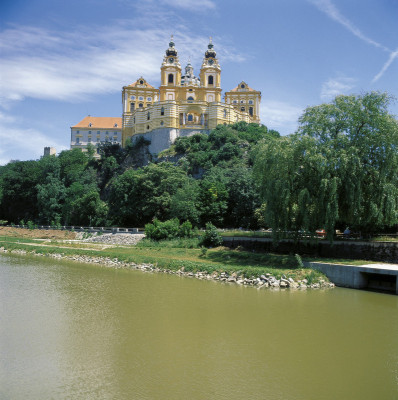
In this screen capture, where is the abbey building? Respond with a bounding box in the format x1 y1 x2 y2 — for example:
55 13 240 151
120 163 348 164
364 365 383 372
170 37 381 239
121 37 261 153
71 38 261 155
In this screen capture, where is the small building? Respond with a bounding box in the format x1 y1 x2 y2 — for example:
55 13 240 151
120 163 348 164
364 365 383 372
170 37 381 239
70 116 122 156
43 147 56 156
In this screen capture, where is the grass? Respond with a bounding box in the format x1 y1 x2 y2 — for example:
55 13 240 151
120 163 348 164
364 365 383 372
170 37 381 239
0 234 327 282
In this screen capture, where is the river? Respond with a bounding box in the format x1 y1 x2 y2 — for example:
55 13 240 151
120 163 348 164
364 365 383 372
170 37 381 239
1 253 397 399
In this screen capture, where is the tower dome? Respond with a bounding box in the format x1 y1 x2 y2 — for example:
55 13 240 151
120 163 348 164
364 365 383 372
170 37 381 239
166 35 177 57
205 37 216 58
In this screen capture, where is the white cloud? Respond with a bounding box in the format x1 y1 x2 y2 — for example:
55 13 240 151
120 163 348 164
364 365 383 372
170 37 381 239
260 101 302 135
320 76 355 100
0 24 236 108
372 48 398 83
161 0 216 10
0 112 67 165
309 1 398 84
308 0 390 52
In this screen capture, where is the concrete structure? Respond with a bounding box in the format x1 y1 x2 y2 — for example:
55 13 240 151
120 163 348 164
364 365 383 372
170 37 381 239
43 147 56 156
122 37 261 154
306 261 398 294
70 116 122 156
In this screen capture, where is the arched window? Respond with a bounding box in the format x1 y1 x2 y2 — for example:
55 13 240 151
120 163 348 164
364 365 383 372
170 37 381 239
139 103 143 108
160 106 165 115
187 114 193 122
147 112 150 120
208 75 214 85
168 73 174 83
187 96 194 101
130 102 135 111
241 107 245 112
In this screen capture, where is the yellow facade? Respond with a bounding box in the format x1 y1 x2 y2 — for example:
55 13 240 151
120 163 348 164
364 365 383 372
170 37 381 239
122 38 261 147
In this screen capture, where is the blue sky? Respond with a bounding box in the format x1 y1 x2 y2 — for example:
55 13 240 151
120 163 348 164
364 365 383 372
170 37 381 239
1 0 397 165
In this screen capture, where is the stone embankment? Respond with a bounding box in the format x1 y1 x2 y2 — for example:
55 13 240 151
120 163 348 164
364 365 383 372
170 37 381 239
0 247 334 290
81 233 145 245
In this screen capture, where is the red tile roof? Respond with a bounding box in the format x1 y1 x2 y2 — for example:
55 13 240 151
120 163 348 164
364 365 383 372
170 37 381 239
72 116 122 129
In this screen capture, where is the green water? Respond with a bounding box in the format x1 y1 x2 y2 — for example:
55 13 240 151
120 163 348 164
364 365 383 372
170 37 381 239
0 254 397 400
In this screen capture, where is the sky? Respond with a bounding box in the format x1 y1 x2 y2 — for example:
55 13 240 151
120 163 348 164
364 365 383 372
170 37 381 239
0 0 397 165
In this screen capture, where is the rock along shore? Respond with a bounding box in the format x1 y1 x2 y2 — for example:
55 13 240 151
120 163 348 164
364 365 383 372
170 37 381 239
0 246 335 290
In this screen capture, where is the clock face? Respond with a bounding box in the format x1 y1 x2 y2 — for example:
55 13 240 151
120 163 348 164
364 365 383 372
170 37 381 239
169 57 174 64
208 59 214 65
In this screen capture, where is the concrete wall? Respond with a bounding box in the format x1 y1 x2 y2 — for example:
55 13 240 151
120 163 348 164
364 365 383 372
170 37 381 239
222 237 398 264
305 261 398 294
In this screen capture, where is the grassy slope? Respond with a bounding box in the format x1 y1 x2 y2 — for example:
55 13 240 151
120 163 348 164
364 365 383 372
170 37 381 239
0 230 377 282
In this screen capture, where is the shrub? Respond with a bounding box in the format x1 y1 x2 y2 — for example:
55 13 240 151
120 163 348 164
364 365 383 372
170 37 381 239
199 223 223 247
145 218 195 241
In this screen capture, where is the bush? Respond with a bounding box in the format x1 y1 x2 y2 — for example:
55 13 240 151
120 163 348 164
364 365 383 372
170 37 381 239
145 218 195 241
199 223 223 247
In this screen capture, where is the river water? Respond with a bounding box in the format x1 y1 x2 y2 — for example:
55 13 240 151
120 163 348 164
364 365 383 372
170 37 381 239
1 254 397 400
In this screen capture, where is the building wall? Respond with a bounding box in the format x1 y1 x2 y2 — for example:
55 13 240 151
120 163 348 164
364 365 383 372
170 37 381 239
70 128 122 155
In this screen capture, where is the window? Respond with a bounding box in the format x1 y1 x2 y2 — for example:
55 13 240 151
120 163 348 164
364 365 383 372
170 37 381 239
241 107 245 112
160 106 165 115
133 117 135 123
160 121 164 126
76 130 80 133
147 112 150 120
248 100 253 104
147 97 152 101
140 80 144 84
88 137 91 142
139 96 144 101
208 75 214 85
240 100 244 104
139 103 143 108
130 95 135 100
187 114 193 122
76 137 80 144
241 84 245 88
233 100 237 104
89 123 92 127
249 107 253 116
147 125 150 130
168 73 174 83
97 131 100 134
187 96 194 101
88 130 91 134
114 123 118 127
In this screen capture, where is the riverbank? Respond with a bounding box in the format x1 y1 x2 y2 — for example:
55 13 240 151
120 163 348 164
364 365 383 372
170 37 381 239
0 246 334 289
0 227 335 289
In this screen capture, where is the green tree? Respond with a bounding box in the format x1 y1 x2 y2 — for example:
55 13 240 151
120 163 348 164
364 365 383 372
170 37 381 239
109 162 189 226
170 179 201 224
254 92 398 239
0 161 41 223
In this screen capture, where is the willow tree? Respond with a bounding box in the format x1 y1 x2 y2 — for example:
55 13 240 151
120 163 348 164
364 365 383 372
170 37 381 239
254 92 398 239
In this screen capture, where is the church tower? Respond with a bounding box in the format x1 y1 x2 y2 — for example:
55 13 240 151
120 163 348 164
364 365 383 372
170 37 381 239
199 38 222 103
159 36 182 101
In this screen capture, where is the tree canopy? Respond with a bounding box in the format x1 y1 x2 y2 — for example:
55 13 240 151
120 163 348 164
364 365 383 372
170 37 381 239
254 92 398 238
